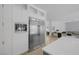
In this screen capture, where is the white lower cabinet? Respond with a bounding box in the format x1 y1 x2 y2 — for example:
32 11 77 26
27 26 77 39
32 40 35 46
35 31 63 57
0 4 29 55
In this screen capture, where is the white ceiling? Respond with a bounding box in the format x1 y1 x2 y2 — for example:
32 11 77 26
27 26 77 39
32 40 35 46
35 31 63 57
35 4 79 22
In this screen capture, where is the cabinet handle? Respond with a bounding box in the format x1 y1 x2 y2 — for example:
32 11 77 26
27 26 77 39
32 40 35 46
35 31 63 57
2 41 5 45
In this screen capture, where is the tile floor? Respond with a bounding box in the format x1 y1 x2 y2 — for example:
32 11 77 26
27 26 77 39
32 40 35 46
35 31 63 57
23 35 58 55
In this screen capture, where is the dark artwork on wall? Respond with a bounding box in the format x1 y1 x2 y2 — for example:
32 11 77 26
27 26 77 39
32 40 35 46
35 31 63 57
15 23 27 32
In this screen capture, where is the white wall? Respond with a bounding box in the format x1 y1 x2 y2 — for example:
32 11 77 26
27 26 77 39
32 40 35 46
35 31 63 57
66 21 79 31
46 20 51 32
51 10 79 33
63 11 79 31
51 21 66 32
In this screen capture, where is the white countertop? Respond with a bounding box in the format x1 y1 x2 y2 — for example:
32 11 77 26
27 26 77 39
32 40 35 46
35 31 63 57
43 36 79 55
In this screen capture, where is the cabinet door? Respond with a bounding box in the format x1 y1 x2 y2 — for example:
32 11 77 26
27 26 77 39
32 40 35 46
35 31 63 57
3 4 13 54
0 4 4 55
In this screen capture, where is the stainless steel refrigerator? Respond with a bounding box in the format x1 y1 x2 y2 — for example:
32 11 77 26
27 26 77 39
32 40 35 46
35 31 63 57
28 17 45 50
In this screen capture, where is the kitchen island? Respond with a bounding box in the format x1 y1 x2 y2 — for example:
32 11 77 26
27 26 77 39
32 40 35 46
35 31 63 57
43 36 79 55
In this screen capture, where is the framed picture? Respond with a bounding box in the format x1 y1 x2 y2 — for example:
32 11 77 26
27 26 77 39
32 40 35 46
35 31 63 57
15 23 27 32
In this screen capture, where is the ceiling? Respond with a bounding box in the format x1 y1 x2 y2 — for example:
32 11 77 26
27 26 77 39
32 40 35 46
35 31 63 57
35 4 79 22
